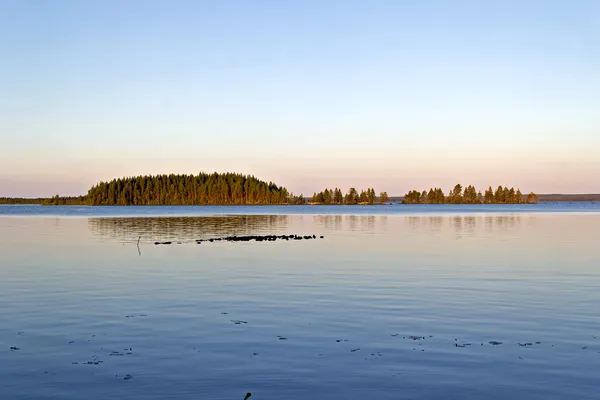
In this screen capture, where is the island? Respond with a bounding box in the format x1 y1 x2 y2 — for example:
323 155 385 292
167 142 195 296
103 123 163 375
0 173 390 206
402 184 538 204
3 173 597 206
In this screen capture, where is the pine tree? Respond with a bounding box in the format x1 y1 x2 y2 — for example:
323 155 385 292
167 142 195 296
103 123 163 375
452 184 463 204
380 192 389 204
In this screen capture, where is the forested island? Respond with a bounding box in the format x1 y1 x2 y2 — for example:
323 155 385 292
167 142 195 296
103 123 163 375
402 184 538 204
0 197 47 205
309 188 389 205
3 173 595 206
2 173 383 206
83 173 299 205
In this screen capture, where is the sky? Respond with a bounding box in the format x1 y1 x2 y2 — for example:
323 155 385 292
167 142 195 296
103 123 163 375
0 0 599 197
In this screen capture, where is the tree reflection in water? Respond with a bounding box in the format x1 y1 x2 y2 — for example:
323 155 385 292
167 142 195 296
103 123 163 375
87 215 290 243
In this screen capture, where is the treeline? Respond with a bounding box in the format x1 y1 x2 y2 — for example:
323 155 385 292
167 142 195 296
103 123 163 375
0 197 46 205
402 184 538 204
537 194 600 202
42 195 87 205
86 173 301 205
310 188 389 204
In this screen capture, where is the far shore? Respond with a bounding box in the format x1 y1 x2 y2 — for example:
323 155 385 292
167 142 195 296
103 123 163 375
1 199 599 206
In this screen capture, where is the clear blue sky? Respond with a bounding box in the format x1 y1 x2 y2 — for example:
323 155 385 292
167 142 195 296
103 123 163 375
1 0 598 197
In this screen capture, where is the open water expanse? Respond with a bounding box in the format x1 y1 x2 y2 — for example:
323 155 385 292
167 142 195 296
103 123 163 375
1 204 599 399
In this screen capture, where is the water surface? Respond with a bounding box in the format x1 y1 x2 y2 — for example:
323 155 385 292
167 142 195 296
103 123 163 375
1 202 599 217
1 211 599 399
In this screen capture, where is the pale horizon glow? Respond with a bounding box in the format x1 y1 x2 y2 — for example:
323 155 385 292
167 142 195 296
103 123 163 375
1 0 599 197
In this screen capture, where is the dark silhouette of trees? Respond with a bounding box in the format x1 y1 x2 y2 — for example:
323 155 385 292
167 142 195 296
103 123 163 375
344 188 359 205
451 184 464 204
402 190 422 204
359 190 368 204
333 188 343 204
310 187 381 205
463 185 478 204
484 186 494 204
42 195 86 205
289 193 306 205
85 173 296 205
305 187 383 205
2 174 545 207
0 197 46 204
379 191 389 204
403 184 536 204
367 188 376 204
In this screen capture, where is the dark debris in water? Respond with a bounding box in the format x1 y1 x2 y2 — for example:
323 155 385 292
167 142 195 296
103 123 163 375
455 343 472 348
73 354 103 366
154 234 325 245
277 336 288 340
232 320 248 325
10 346 20 351
489 341 503 346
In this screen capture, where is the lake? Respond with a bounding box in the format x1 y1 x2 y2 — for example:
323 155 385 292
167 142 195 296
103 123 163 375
1 204 599 399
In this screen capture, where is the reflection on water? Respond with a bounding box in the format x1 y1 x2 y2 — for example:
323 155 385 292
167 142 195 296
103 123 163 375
406 215 522 234
88 215 528 242
87 215 290 242
313 215 343 230
346 215 379 231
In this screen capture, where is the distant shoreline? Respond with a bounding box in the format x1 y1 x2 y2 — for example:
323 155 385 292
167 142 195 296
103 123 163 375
1 172 598 205
0 200 598 206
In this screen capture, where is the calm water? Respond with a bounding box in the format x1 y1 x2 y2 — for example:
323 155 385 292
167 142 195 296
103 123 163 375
1 202 599 217
1 207 599 399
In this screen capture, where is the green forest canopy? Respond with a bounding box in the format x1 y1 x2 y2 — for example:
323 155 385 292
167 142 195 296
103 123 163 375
83 173 296 205
39 173 387 206
402 184 538 204
0 197 46 205
309 188 389 204
0 174 559 206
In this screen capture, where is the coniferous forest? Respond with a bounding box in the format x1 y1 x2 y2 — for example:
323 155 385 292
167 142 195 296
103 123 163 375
402 184 538 204
81 174 392 206
84 173 299 205
0 197 46 205
1 173 546 206
309 188 390 205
